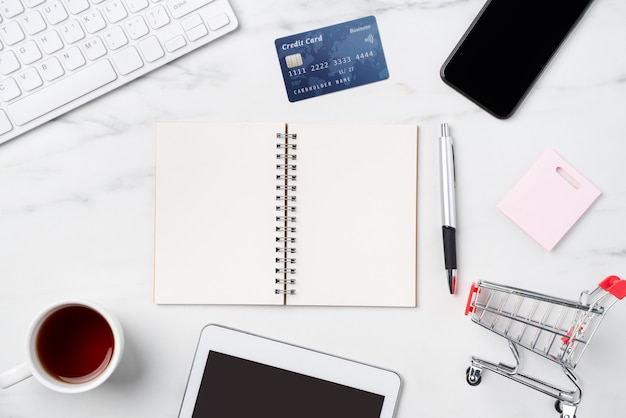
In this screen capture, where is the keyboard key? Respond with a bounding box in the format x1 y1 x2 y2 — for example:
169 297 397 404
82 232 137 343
65 0 90 14
0 50 20 74
81 10 107 34
0 110 13 134
103 26 128 49
17 67 42 91
166 0 214 19
124 0 148 13
0 21 26 46
185 24 207 41
23 0 45 7
60 19 85 44
20 11 47 35
38 56 64 81
16 39 42 64
8 59 117 125
37 30 64 54
124 15 149 39
102 0 128 23
0 0 25 18
138 35 163 62
0 76 21 101
164 34 185 52
42 1 69 25
208 12 229 31
82 36 107 60
181 13 201 31
112 45 143 75
146 5 169 29
60 46 85 70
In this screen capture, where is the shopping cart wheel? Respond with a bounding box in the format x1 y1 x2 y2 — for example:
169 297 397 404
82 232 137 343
555 400 562 413
465 367 482 386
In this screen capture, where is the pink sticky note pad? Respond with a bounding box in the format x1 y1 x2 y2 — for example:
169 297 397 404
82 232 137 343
498 149 601 251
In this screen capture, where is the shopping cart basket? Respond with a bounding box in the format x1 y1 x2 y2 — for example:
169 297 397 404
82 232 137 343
464 275 625 418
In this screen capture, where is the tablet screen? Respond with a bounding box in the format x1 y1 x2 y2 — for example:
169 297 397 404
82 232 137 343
178 325 400 418
191 351 385 418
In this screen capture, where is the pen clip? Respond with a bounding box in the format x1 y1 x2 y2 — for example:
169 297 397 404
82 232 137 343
451 141 456 188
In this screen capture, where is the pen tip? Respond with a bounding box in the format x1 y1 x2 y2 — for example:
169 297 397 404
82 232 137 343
448 270 456 294
441 123 449 137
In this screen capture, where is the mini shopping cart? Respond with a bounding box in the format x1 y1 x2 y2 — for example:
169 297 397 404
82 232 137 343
464 275 626 418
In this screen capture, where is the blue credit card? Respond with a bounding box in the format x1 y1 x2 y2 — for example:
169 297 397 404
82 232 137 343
275 16 389 102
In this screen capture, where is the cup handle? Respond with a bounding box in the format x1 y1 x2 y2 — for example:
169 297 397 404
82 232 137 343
0 363 32 389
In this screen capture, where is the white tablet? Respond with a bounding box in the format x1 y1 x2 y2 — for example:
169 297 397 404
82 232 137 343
178 324 402 418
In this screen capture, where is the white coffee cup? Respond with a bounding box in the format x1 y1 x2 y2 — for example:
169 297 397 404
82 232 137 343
0 299 124 393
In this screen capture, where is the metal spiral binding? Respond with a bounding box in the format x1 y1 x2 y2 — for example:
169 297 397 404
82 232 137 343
275 131 297 297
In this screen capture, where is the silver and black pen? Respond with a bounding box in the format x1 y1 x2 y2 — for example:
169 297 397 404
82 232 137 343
439 123 457 294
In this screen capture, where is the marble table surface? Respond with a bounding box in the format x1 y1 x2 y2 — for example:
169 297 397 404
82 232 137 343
1 0 625 417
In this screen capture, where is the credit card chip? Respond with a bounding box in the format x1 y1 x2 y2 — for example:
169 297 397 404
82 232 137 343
285 53 303 69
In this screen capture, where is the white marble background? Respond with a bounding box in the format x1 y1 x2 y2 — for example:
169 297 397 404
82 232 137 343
1 0 625 417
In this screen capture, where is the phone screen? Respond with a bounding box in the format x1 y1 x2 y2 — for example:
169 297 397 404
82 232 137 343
440 0 594 118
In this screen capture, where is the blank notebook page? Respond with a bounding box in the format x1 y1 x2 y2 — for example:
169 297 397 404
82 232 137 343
291 123 417 306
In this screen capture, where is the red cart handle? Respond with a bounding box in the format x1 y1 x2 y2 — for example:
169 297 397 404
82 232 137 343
598 275 626 300
465 282 479 316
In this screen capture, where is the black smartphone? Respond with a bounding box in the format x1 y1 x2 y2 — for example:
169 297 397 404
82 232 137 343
440 0 595 119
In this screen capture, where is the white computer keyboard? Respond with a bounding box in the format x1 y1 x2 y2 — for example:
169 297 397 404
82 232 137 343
0 0 238 144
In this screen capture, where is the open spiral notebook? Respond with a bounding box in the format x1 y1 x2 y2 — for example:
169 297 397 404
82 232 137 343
154 122 418 306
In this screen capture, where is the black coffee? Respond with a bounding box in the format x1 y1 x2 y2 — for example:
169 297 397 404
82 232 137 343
36 305 114 384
